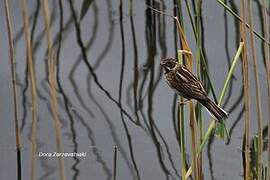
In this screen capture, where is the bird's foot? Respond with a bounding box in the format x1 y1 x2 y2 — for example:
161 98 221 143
178 99 190 106
179 50 192 56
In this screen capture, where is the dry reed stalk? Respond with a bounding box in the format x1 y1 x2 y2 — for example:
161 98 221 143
177 50 187 179
42 1 66 180
19 0 38 179
248 1 264 179
187 60 199 180
261 1 270 179
4 0 22 179
148 6 199 179
240 1 251 179
175 19 199 180
113 146 118 180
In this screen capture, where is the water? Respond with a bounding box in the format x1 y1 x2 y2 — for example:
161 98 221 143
0 0 268 179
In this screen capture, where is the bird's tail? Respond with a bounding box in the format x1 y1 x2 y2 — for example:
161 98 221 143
199 98 228 121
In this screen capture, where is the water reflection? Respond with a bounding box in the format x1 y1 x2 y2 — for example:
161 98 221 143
2 0 269 180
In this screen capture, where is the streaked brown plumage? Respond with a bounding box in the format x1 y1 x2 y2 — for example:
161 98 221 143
160 58 228 121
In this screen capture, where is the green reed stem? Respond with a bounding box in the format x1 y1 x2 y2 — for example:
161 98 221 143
184 0 218 103
199 41 244 155
195 0 203 178
217 0 270 46
185 41 244 179
175 2 188 178
177 50 187 178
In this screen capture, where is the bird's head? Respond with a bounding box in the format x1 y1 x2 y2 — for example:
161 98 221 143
160 58 178 73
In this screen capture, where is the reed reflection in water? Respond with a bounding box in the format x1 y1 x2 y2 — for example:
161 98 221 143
1 0 270 180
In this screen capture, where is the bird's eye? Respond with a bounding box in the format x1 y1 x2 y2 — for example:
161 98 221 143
166 62 175 69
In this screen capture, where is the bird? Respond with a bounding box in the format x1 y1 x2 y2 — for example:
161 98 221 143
160 57 228 121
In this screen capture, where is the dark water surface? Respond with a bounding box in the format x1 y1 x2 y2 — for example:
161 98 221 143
0 0 269 180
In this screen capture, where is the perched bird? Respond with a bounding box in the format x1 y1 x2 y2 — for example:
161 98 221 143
160 58 228 121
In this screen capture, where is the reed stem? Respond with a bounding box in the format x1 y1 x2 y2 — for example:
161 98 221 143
113 146 118 180
42 1 66 180
175 18 199 180
261 1 270 179
177 50 187 179
217 0 270 46
195 0 203 178
19 0 38 179
248 1 263 179
240 1 251 179
4 1 22 179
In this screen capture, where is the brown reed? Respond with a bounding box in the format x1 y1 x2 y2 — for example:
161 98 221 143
19 0 38 179
4 0 22 179
42 1 66 180
240 1 251 179
261 0 270 179
247 0 264 179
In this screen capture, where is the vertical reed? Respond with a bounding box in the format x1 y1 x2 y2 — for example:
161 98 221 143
248 0 264 179
176 20 199 180
175 2 187 178
19 0 38 179
194 0 203 178
42 1 66 180
261 0 270 179
187 60 199 180
4 1 22 179
113 146 118 180
196 41 244 166
240 1 251 179
217 0 269 46
177 50 187 179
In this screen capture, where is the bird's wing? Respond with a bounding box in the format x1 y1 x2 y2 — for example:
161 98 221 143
174 65 207 100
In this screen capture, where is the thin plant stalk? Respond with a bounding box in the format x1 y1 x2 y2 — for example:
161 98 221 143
188 61 199 180
178 50 187 179
175 20 199 180
248 0 264 179
217 0 270 46
19 0 38 180
176 0 185 28
184 42 244 179
190 42 244 179
261 0 270 179
240 1 251 179
152 6 200 177
175 2 187 178
203 41 243 150
4 1 22 179
42 1 66 180
194 0 203 178
185 41 244 179
113 146 118 180
184 0 218 103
